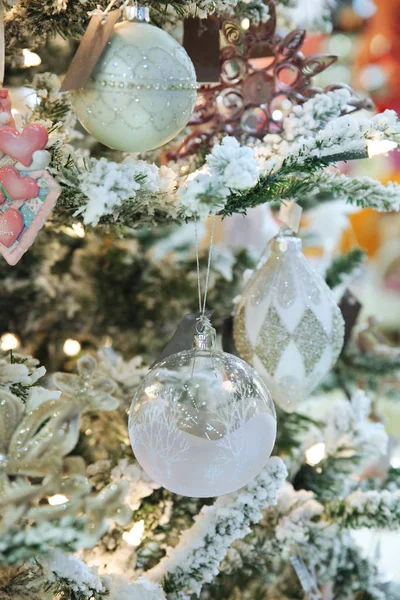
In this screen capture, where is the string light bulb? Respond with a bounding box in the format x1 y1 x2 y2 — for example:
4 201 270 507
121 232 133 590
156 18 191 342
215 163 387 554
48 494 68 505
367 140 398 157
71 223 86 238
272 109 283 121
122 520 145 546
0 332 20 351
305 442 326 466
22 49 42 68
63 338 81 357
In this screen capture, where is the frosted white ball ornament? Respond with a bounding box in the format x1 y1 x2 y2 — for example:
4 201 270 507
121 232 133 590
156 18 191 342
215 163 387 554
129 326 277 497
234 231 345 413
71 6 198 152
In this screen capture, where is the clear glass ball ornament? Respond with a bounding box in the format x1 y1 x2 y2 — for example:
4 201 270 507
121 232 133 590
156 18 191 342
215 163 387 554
234 230 345 413
129 325 276 497
71 7 197 152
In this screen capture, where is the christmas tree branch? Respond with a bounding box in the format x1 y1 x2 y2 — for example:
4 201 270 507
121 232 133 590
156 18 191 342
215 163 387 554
325 490 400 530
147 457 287 599
18 74 400 227
340 343 400 379
325 249 366 289
51 147 400 228
274 409 322 456
4 0 270 54
40 550 166 600
297 171 400 212
293 390 388 501
276 0 336 33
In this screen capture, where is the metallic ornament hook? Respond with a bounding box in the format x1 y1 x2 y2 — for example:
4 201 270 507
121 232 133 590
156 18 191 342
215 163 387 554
123 5 150 21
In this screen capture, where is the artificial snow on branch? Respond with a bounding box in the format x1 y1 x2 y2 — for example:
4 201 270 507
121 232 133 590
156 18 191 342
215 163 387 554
148 457 287 599
42 550 166 600
260 109 400 172
60 119 400 226
56 126 400 227
276 0 337 33
4 0 331 58
290 388 388 504
14 73 398 227
297 170 400 212
326 490 400 530
219 482 387 599
74 158 178 227
263 87 374 152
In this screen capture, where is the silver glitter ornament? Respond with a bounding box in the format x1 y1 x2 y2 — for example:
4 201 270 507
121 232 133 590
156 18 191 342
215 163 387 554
234 231 345 412
71 7 198 152
129 326 276 497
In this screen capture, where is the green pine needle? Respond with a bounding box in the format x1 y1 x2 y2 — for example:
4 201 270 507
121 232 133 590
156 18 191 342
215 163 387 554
325 249 366 288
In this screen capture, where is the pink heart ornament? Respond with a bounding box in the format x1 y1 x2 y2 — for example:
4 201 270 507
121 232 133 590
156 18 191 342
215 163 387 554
0 208 24 248
0 171 60 265
0 166 39 201
0 124 48 167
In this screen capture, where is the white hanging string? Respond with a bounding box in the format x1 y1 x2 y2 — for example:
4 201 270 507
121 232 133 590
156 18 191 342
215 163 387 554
194 216 202 316
194 215 216 333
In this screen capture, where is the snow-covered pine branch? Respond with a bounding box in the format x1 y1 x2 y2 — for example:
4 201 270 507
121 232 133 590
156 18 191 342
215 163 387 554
297 170 400 212
263 88 372 149
276 0 337 33
326 489 400 530
148 457 287 599
259 109 400 172
29 68 399 225
43 550 166 600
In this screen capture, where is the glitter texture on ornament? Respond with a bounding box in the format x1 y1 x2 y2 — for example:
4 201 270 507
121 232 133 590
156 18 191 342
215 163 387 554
72 7 198 152
234 231 345 412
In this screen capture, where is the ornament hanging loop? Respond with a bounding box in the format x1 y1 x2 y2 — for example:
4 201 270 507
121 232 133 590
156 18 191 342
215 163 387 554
194 215 216 317
194 314 217 350
278 200 302 234
88 0 118 22
195 313 212 334
194 215 217 350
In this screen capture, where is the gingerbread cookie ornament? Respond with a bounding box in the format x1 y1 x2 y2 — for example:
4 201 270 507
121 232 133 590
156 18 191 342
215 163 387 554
0 89 60 265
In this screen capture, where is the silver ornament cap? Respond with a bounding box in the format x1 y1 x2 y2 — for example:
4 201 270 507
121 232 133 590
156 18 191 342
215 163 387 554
123 5 150 22
271 231 302 254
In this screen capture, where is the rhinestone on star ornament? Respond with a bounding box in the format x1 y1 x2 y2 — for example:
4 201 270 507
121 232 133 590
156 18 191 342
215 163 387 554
71 7 198 152
233 231 345 413
129 326 276 497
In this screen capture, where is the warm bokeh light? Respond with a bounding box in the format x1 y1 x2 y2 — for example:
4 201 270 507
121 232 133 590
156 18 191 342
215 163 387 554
48 494 68 506
103 336 113 347
122 520 145 546
367 139 398 157
63 338 81 357
0 332 20 351
305 442 326 466
72 223 86 238
22 49 42 68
